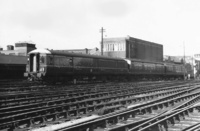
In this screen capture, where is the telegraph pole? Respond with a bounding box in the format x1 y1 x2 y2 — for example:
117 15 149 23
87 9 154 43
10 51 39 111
183 42 185 65
193 55 195 79
99 27 105 56
183 42 186 80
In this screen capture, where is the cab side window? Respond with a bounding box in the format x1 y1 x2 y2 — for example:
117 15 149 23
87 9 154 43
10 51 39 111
47 56 53 65
40 56 45 63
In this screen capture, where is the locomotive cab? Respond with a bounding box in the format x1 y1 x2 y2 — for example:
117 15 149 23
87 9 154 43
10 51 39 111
29 53 46 72
24 49 51 80
29 53 40 72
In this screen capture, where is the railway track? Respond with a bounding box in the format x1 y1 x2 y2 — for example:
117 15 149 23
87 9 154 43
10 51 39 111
0 81 192 103
0 81 181 106
0 82 189 107
0 80 189 92
129 100 200 131
0 81 198 131
0 83 190 119
54 84 200 131
0 80 198 131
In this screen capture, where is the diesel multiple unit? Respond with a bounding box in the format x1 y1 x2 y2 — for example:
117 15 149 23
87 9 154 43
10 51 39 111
24 49 185 82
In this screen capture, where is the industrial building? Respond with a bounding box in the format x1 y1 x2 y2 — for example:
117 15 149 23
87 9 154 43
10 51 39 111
102 36 163 62
54 47 100 55
0 42 36 56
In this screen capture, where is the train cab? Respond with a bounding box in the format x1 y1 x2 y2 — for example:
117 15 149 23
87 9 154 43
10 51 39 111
24 49 51 80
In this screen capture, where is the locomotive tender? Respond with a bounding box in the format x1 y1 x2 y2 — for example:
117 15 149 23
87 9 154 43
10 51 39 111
24 49 185 82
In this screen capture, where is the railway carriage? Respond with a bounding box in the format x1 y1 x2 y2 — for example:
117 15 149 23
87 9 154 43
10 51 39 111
165 63 186 79
126 59 165 80
0 55 27 79
24 49 128 82
24 49 185 82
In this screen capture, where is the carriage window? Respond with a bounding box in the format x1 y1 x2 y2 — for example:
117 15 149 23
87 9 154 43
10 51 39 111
74 57 93 67
48 56 53 65
60 57 72 66
117 61 126 68
99 59 117 68
40 56 45 63
27 58 29 65
133 62 143 69
52 56 72 66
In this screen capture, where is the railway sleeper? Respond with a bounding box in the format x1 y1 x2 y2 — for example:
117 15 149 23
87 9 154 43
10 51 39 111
0 92 186 119
116 101 198 131
0 82 184 102
0 88 193 122
0 84 186 108
67 94 200 131
0 85 198 130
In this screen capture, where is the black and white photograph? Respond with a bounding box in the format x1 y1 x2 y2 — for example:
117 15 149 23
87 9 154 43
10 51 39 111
1 0 200 131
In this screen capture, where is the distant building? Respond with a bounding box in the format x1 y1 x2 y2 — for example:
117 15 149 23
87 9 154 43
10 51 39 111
102 36 163 62
54 47 100 55
193 54 200 79
0 42 36 56
163 55 184 63
164 55 197 78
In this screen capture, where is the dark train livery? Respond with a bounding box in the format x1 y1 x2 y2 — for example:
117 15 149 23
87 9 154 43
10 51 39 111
24 49 185 82
0 55 27 79
0 42 36 79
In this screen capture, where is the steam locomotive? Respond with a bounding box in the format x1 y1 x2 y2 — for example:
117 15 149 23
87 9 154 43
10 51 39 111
24 49 185 82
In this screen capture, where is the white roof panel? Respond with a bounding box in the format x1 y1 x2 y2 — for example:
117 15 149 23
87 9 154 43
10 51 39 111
28 49 51 54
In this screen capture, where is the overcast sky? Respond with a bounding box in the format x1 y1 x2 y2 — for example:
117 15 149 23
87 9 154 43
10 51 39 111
0 0 200 56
